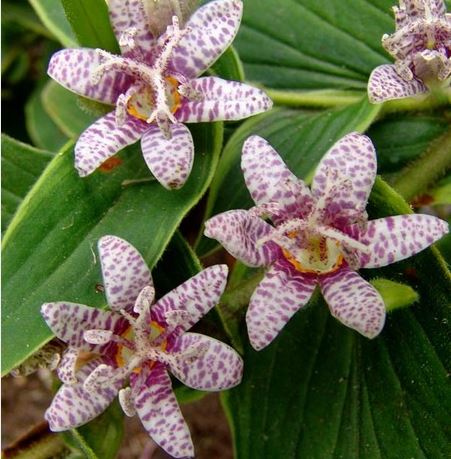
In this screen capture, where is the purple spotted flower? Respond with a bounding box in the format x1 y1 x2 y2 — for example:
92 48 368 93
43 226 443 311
41 235 242 458
204 134 449 350
47 0 272 189
368 0 450 103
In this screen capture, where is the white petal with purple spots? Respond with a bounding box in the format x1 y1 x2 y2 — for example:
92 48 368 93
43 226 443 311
204 210 278 267
320 267 386 339
168 333 243 390
132 364 194 458
75 112 147 177
47 49 132 104
368 64 427 103
176 77 272 123
170 0 243 78
151 265 228 335
46 358 123 431
141 123 194 189
356 214 449 268
246 261 317 350
98 235 153 312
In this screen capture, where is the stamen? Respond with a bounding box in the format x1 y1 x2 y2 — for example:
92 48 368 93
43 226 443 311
84 329 113 345
180 341 209 364
83 364 113 392
317 225 370 254
165 309 192 328
119 27 138 51
248 202 284 219
134 286 155 314
118 387 136 417
57 348 79 385
116 86 138 126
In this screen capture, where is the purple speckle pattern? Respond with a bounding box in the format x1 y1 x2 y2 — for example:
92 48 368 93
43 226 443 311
176 77 272 123
319 267 385 339
246 261 317 350
312 133 377 221
45 358 124 431
141 123 194 189
368 64 427 103
204 210 278 267
132 364 194 459
356 214 449 268
98 235 153 312
47 49 132 104
108 0 155 58
151 265 228 336
171 0 243 78
241 135 314 222
168 333 243 390
75 112 147 177
57 347 79 384
41 302 125 349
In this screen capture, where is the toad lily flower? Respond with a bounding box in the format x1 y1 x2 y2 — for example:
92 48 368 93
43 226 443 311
204 134 448 350
41 236 242 458
368 0 450 103
47 0 272 189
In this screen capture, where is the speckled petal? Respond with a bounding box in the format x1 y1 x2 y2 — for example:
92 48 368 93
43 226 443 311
319 267 385 339
368 64 427 103
132 364 194 458
75 112 147 177
311 132 377 218
45 358 123 431
141 123 194 189
168 333 243 390
151 265 228 336
47 49 132 104
241 135 313 221
41 302 126 349
356 214 449 268
98 235 153 312
176 77 272 123
246 261 317 350
57 347 79 384
170 0 243 78
108 0 155 57
204 210 278 267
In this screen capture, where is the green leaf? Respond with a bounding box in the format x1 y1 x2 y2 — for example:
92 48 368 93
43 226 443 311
25 84 69 151
370 278 419 312
196 98 381 255
222 178 451 458
61 0 120 53
2 122 223 375
1 134 54 232
28 0 78 48
41 80 99 138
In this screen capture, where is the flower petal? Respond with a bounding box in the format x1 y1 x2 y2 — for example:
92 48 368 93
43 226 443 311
168 333 243 390
246 260 317 350
108 0 155 58
45 358 123 431
176 77 272 123
57 347 79 384
151 265 228 336
311 132 377 220
356 214 449 268
98 235 153 311
141 123 194 189
368 64 427 103
204 210 279 267
170 0 243 78
319 267 385 339
132 364 194 458
41 302 126 348
75 112 147 177
241 135 313 221
47 49 132 104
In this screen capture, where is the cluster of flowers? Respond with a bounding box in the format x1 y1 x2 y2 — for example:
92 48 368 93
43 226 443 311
40 0 449 457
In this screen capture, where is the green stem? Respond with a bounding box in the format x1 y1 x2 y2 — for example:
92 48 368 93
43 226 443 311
392 127 451 201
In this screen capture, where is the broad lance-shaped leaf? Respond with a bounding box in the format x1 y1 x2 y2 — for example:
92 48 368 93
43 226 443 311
1 122 222 375
222 177 451 458
1 135 54 232
196 98 381 255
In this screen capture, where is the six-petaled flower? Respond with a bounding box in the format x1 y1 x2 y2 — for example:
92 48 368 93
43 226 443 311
204 133 449 350
41 235 243 458
47 0 272 189
368 0 450 103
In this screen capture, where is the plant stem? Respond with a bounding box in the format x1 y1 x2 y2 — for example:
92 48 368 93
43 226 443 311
393 127 451 201
266 88 364 107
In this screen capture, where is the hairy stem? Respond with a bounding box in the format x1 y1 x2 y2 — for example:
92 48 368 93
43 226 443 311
393 127 451 201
